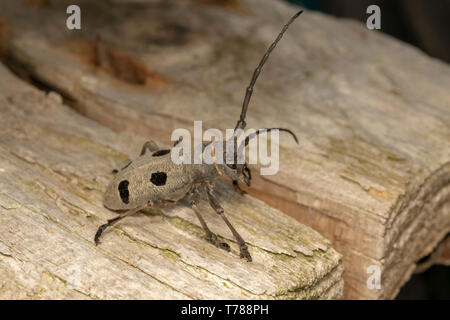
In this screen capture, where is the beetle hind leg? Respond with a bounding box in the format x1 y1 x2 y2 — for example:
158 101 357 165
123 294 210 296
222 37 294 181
94 203 148 245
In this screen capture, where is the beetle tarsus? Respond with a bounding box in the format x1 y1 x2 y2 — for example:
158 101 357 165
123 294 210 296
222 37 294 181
232 180 247 196
94 205 147 246
207 233 231 252
240 244 252 262
206 184 252 262
94 216 121 245
94 223 108 245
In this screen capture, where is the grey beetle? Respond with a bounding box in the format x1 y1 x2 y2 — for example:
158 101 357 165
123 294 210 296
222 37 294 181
94 10 303 261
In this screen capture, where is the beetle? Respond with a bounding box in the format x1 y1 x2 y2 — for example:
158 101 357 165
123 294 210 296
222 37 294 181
94 10 303 261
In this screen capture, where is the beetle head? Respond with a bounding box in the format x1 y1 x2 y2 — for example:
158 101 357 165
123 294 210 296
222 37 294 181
218 162 252 187
219 128 297 184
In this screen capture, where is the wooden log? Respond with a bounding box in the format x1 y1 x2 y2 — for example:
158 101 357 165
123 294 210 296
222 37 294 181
0 63 343 299
414 235 450 274
0 0 449 299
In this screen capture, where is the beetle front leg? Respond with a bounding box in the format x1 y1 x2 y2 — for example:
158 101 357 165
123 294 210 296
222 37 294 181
95 203 148 245
188 188 230 252
173 137 183 147
205 185 252 262
232 180 247 196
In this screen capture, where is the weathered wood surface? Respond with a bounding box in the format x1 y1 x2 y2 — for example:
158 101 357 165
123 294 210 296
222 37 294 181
0 63 343 299
414 235 450 274
0 0 449 299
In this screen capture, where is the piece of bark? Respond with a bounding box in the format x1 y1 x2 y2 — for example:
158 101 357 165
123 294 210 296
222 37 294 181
0 0 449 299
0 63 343 299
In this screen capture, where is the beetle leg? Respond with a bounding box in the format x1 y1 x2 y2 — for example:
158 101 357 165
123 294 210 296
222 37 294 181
173 137 183 147
232 180 247 196
140 140 160 156
205 185 252 262
112 141 157 174
94 203 148 245
112 160 132 174
188 188 230 252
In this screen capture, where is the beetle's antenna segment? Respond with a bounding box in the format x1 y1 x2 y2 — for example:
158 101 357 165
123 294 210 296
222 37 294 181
238 128 299 153
234 10 303 133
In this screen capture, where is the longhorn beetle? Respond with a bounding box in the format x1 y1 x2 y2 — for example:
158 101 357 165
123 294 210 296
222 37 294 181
94 10 303 262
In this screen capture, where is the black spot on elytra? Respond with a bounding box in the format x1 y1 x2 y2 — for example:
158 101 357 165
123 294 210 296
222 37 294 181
150 172 167 186
118 180 130 204
152 149 170 157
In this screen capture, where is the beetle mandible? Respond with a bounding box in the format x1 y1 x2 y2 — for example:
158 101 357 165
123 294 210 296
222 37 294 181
94 10 303 262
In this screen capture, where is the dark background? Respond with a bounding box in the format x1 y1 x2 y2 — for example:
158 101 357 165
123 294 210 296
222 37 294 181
287 0 450 63
396 265 450 299
286 0 450 299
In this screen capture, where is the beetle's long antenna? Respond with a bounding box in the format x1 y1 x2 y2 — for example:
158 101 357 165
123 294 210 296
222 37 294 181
238 127 298 152
234 10 303 133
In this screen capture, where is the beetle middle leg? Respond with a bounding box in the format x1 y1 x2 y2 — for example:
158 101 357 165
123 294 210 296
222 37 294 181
205 184 252 261
94 203 149 245
188 187 230 252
